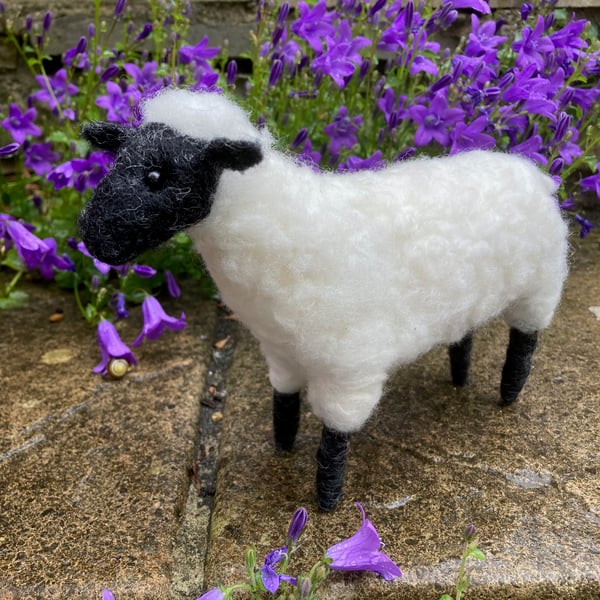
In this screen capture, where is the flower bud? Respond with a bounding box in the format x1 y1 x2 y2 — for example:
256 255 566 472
269 59 283 87
114 0 127 19
75 35 88 54
464 524 477 541
286 507 308 543
42 12 52 33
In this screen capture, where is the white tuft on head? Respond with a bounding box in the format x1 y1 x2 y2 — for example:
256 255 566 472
141 88 267 145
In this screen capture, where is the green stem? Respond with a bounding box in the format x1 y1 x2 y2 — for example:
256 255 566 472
4 269 24 296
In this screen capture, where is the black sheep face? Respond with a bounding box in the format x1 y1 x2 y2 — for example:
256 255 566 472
78 121 262 265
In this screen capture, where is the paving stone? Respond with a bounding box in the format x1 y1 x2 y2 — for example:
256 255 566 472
0 281 215 599
203 234 600 599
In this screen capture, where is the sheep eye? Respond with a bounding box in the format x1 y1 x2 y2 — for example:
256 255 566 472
145 169 162 188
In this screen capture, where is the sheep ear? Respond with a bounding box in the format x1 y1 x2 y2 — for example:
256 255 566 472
81 121 130 152
204 138 263 172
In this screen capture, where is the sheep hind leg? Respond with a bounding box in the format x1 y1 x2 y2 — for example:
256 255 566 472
448 333 473 386
316 425 350 512
273 390 301 452
499 328 538 406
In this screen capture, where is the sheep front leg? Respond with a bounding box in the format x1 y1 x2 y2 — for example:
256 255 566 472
316 426 350 512
273 390 301 452
499 328 538 406
448 333 473 386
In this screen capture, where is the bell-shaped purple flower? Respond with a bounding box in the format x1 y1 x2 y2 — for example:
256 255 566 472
326 503 402 581
102 590 115 600
6 220 71 277
132 296 186 346
94 320 137 375
195 588 224 600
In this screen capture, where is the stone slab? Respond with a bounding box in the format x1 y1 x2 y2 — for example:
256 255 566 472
203 234 600 599
0 280 215 599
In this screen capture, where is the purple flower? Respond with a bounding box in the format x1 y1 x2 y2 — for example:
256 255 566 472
513 15 554 70
64 37 90 69
5 220 71 278
195 589 224 600
450 116 496 153
191 67 220 92
47 160 75 189
464 14 506 62
42 11 52 32
575 214 594 238
580 164 600 198
69 151 114 192
32 69 78 112
324 106 362 157
179 36 220 68
124 62 158 91
226 60 238 85
135 23 153 41
409 93 464 147
510 134 547 166
451 0 491 13
132 264 157 278
326 503 402 580
311 20 371 88
100 64 120 83
24 143 59 176
338 151 386 172
102 590 115 600
96 82 140 124
260 546 287 593
165 271 181 298
114 0 126 18
520 3 533 20
559 196 575 211
132 296 186 346
291 0 335 52
269 59 284 87
2 104 42 144
258 546 298 594
0 142 20 156
76 241 112 275
94 320 137 375
111 292 130 319
286 507 308 543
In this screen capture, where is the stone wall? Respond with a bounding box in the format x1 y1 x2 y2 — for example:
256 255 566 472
0 0 599 104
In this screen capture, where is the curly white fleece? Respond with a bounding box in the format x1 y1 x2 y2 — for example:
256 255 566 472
144 90 569 433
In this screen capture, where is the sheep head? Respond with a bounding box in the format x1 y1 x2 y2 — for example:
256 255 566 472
78 120 262 265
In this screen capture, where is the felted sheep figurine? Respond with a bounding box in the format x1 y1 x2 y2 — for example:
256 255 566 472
78 88 569 511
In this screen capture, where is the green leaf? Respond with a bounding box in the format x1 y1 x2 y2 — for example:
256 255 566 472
0 290 29 309
470 548 486 561
47 130 72 145
439 595 454 600
1 249 24 271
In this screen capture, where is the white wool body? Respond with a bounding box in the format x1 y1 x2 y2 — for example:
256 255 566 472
144 91 569 433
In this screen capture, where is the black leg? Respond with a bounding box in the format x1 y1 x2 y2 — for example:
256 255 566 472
316 425 350 512
273 389 301 451
500 328 538 406
449 333 473 386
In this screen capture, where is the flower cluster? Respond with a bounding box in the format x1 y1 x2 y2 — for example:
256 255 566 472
103 504 402 599
1 0 598 374
0 0 209 371
249 0 600 237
